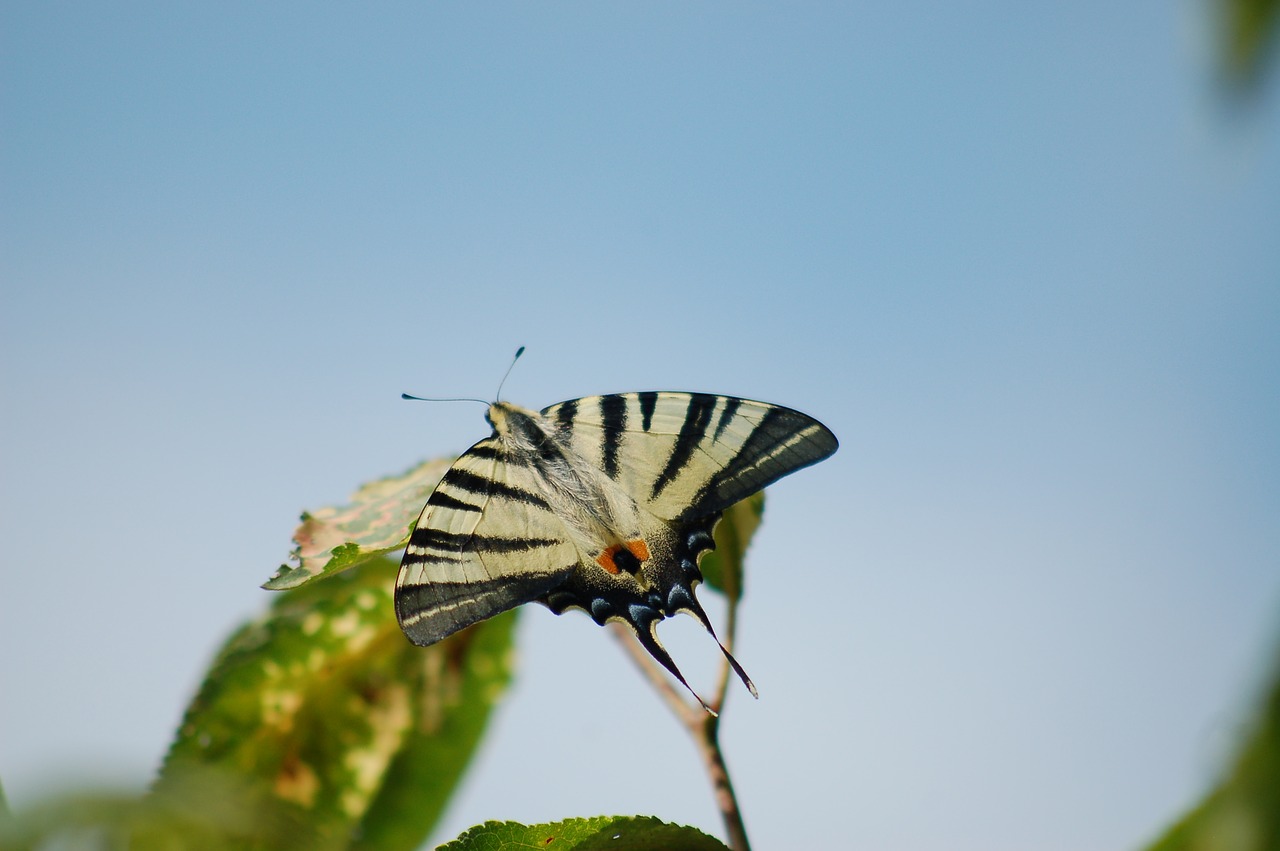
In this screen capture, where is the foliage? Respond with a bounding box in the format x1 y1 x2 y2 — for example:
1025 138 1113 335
1144 647 1280 851
162 555 517 850
698 493 763 601
8 448 1278 850
0 458 764 850
1219 0 1279 83
438 817 729 851
264 459 454 590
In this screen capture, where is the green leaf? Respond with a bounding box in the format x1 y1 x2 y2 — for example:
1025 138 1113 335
698 492 765 601
351 607 517 851
438 817 730 851
160 556 517 851
0 772 304 851
263 458 453 590
1145 645 1280 851
1219 0 1279 84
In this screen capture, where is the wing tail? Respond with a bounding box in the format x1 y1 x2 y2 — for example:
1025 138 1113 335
676 591 759 700
626 610 717 715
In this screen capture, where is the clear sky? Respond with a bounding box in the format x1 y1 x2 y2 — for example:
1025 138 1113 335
2 3 1278 850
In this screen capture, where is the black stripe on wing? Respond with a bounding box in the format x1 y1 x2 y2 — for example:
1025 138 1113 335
410 527 561 555
426 491 482 513
650 393 717 500
680 407 837 520
711 396 742 443
397 568 573 646
638 391 658 431
599 394 628 479
438 466 551 509
554 398 578 436
400 575 570 611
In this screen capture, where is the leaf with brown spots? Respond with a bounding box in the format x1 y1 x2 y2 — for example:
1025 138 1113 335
263 458 454 590
160 556 517 851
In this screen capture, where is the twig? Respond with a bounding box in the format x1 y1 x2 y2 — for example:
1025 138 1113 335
695 711 750 851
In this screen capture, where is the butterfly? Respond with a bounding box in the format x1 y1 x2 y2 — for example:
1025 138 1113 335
394 389 837 708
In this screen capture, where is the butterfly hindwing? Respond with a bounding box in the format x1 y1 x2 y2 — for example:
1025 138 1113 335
395 435 579 645
542 392 839 521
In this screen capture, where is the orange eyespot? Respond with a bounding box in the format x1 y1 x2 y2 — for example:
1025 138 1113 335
595 539 650 575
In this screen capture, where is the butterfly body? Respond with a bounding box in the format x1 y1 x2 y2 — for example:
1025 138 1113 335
396 392 837 704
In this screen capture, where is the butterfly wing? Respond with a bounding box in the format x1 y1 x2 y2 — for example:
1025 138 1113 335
541 392 838 521
395 435 581 645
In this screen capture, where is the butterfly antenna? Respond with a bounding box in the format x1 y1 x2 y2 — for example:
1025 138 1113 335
400 393 488 404
494 346 525 402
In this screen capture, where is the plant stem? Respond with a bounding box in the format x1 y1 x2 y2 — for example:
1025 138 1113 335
697 712 750 851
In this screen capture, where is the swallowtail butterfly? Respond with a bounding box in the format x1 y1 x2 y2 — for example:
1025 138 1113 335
395 387 837 707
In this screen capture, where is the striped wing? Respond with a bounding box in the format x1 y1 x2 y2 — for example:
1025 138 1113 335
542 392 839 521
395 436 580 646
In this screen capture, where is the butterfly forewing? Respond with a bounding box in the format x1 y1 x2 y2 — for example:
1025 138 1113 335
543 392 838 521
396 435 579 645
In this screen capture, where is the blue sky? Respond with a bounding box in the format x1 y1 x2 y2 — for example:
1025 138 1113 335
2 3 1278 849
